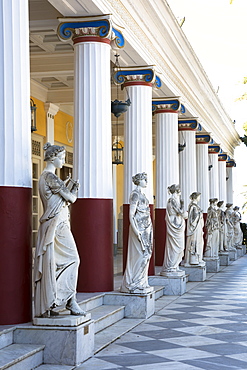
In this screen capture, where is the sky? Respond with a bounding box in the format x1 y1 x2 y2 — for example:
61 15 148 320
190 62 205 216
167 0 247 214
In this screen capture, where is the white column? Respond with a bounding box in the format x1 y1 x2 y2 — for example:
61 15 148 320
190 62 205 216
124 84 153 204
178 126 198 210
155 112 179 207
44 103 59 144
218 154 227 202
208 146 220 199
226 162 234 203
196 135 210 212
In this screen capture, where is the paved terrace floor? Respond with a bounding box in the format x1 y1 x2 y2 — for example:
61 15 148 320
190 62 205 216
78 255 247 370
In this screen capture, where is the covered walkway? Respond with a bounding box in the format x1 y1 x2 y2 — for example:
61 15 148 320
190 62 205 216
79 256 247 369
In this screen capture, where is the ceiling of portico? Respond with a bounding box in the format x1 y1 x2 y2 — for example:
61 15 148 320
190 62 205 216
29 0 240 156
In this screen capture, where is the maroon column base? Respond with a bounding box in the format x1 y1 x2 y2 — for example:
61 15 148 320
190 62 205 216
71 198 113 292
154 208 166 266
203 212 208 253
0 187 32 325
123 204 155 275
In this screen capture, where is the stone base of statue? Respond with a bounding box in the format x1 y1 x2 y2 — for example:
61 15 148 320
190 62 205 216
242 244 246 254
218 251 230 266
104 290 154 319
236 246 244 258
180 264 206 281
229 248 237 261
203 256 220 273
148 272 186 296
14 314 93 366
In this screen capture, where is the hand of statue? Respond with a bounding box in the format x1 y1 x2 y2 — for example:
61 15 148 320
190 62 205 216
71 180 80 193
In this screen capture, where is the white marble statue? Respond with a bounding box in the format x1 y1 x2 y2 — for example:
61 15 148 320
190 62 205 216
225 203 235 251
184 192 205 267
204 198 219 258
217 201 227 252
34 143 85 318
160 184 188 276
120 172 153 294
232 206 243 248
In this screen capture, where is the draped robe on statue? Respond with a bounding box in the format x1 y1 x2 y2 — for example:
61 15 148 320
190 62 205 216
162 197 185 272
121 189 153 293
34 171 80 317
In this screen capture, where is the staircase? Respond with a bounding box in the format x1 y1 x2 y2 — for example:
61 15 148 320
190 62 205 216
0 286 164 369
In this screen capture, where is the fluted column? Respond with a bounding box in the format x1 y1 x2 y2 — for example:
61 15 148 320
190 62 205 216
226 159 236 203
113 66 161 273
208 145 221 199
58 16 124 292
178 118 200 210
218 153 227 202
0 0 32 324
152 98 182 265
196 134 211 212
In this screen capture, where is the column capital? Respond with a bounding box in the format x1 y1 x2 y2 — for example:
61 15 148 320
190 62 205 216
178 117 201 131
112 65 161 88
152 97 185 114
218 153 228 161
196 133 213 144
226 159 236 167
208 144 221 154
57 15 124 48
44 102 59 117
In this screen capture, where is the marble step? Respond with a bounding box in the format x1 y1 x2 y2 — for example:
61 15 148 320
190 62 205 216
154 285 164 300
34 365 74 370
77 293 105 312
0 343 44 370
94 317 143 353
0 328 14 350
90 305 125 334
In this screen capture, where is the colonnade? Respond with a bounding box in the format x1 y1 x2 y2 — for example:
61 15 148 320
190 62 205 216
0 8 236 325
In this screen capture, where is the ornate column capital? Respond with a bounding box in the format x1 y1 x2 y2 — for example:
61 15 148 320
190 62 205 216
226 159 236 167
218 153 228 162
152 97 185 114
196 133 213 144
178 118 201 131
112 65 161 88
208 144 221 154
57 15 124 48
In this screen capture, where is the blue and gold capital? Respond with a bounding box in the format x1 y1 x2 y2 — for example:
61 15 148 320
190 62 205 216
178 118 201 131
152 97 185 114
112 66 161 88
57 15 124 48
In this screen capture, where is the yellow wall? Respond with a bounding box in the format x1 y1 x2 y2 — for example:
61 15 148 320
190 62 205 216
54 111 74 147
31 97 46 137
116 164 124 216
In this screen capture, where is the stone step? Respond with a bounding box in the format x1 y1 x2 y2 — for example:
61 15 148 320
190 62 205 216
0 343 44 370
94 317 143 354
77 293 105 312
154 285 164 300
0 328 14 350
90 305 125 334
34 365 74 370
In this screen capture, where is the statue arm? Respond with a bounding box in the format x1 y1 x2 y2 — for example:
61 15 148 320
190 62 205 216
46 172 77 204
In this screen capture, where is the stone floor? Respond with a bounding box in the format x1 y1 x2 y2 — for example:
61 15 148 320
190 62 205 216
77 255 247 370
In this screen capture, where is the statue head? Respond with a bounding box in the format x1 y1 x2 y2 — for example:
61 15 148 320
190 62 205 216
226 203 233 209
233 206 240 211
209 198 218 205
217 200 224 208
132 172 147 186
190 191 201 200
43 142 65 162
168 184 177 194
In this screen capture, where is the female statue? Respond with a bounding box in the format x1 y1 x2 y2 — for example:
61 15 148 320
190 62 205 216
217 200 227 252
232 206 243 248
204 198 219 257
184 192 205 267
121 172 153 294
225 203 235 250
34 143 85 318
161 184 187 275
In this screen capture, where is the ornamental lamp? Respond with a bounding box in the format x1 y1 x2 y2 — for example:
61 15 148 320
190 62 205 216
30 98 37 132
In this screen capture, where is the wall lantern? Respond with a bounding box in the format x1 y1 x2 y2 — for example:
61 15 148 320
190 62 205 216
30 98 37 132
112 141 124 165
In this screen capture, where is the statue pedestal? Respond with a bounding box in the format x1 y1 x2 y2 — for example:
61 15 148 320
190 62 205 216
236 246 243 258
203 257 220 273
219 252 230 266
14 314 94 366
148 274 186 296
180 265 206 281
242 245 246 254
104 290 154 319
229 249 237 261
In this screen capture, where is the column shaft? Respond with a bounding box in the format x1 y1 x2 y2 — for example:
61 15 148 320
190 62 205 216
0 0 32 324
209 154 219 199
196 144 209 212
218 160 227 202
226 167 234 203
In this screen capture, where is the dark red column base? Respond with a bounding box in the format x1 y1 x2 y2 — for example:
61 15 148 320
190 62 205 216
0 186 32 325
154 208 166 266
203 212 208 253
71 198 113 292
123 204 155 276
